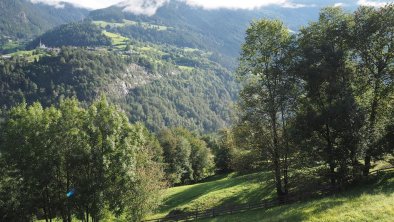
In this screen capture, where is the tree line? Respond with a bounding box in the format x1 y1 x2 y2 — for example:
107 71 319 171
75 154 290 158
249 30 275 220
229 5 394 196
0 97 217 221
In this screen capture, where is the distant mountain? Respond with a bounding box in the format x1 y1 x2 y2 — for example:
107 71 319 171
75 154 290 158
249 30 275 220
0 0 365 133
0 46 238 132
0 0 88 40
88 0 360 69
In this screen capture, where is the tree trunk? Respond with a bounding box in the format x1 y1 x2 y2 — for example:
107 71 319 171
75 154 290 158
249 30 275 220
283 152 289 195
281 106 289 195
86 208 89 222
271 112 283 196
66 170 72 222
364 85 379 176
44 206 49 222
325 123 336 187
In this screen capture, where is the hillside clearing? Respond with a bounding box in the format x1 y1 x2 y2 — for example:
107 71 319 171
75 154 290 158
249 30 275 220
147 172 276 219
199 172 394 222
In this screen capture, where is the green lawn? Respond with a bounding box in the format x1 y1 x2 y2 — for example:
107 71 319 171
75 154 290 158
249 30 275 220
93 19 170 31
102 31 129 48
5 50 49 62
199 172 394 222
0 40 22 52
147 171 276 219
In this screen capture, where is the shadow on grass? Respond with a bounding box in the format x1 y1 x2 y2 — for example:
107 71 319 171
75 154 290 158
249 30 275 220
157 171 275 215
199 172 394 222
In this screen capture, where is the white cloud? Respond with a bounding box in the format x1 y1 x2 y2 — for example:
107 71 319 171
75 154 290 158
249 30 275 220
30 0 65 8
119 0 169 16
30 0 116 9
29 0 316 14
334 3 346 7
357 0 388 7
181 0 311 10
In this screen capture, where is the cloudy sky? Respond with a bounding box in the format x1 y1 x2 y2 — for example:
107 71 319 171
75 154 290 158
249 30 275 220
30 0 390 15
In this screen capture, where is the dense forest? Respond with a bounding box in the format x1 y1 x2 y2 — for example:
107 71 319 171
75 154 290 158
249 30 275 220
0 47 238 133
27 22 112 49
0 0 87 39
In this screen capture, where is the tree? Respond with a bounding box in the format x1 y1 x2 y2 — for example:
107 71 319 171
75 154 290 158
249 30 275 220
158 128 214 185
351 4 394 175
125 43 131 51
296 7 364 186
238 19 295 196
0 98 166 221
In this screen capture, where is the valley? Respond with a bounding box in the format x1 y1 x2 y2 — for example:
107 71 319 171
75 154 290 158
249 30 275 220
0 1 393 222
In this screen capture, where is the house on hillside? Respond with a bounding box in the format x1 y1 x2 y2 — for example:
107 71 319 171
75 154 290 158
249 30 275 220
38 40 47 50
1 55 12 60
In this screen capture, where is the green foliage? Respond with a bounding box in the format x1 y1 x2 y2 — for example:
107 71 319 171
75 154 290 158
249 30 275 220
295 7 364 185
0 0 87 39
125 68 237 133
27 22 112 49
0 98 166 221
233 5 394 194
0 47 127 108
351 4 394 174
202 132 234 173
0 45 238 133
158 128 215 185
237 19 295 195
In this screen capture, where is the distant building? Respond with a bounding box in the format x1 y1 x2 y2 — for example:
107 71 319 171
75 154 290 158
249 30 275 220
1 55 12 59
38 39 47 49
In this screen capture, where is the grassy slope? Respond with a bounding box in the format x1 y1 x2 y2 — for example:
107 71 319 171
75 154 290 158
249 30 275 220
93 19 170 31
148 171 276 219
201 172 394 222
102 31 129 48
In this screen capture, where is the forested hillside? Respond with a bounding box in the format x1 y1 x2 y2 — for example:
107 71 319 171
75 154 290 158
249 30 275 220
0 0 87 39
0 46 237 132
27 22 112 49
88 1 323 69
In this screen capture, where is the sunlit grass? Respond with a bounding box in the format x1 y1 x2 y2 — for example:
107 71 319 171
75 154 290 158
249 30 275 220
147 171 276 219
6 50 48 62
93 19 170 31
178 65 195 71
200 173 394 222
0 40 21 51
102 31 129 48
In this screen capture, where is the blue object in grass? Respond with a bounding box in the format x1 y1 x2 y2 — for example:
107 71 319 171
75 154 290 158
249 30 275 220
67 188 75 198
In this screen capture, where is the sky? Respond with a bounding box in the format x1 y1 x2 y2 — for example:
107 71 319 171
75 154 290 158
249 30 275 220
30 0 390 15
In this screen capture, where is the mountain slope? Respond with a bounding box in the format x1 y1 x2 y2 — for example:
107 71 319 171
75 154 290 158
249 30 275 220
0 0 365 132
0 0 88 39
0 45 238 132
88 0 360 67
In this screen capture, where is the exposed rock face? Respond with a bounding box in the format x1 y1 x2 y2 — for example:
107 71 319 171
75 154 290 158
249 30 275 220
104 63 179 99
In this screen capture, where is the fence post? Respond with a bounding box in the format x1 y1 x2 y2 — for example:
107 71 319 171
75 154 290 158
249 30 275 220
195 210 198 220
212 208 215 217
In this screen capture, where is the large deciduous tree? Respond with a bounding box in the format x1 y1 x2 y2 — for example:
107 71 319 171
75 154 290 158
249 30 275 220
351 4 394 175
238 19 296 196
295 7 365 186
